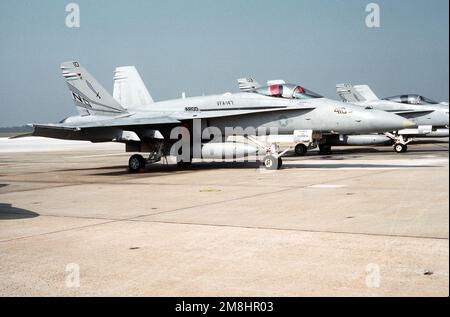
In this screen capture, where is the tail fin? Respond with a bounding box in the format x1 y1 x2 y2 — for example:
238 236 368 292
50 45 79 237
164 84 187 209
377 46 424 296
237 78 261 92
336 83 380 103
61 61 127 116
113 66 154 110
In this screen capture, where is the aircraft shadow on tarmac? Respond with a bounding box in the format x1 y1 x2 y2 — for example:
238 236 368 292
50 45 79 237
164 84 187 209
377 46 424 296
282 163 437 169
92 162 262 176
0 203 39 220
54 145 447 176
308 147 448 156
88 160 440 176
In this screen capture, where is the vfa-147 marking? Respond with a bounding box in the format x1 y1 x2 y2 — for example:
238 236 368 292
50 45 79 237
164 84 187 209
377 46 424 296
27 62 414 172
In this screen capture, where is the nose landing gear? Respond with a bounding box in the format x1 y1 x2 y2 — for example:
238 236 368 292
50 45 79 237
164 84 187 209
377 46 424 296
394 143 408 153
263 155 283 170
385 133 411 154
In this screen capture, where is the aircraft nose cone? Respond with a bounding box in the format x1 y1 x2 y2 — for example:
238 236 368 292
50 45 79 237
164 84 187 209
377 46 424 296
370 112 417 132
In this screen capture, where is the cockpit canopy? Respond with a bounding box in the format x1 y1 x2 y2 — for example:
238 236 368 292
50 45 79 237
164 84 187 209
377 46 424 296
255 84 322 100
383 94 439 105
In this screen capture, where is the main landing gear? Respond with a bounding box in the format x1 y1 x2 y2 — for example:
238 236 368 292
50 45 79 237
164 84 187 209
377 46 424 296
128 154 146 173
319 144 332 155
128 150 164 173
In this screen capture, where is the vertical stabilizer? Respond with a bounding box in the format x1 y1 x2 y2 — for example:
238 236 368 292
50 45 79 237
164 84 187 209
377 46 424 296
113 66 154 110
336 83 379 103
61 61 127 116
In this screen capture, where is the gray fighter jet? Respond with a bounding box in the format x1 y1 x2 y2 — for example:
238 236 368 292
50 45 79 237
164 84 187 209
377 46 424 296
336 84 449 153
383 94 449 108
30 62 414 171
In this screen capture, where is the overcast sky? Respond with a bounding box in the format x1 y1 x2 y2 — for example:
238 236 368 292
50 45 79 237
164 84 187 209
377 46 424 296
0 0 448 126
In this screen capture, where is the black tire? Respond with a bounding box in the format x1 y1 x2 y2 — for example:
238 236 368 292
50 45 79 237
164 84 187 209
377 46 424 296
319 144 332 155
138 156 147 169
394 143 407 153
277 157 283 169
294 144 308 156
129 154 144 173
263 156 280 170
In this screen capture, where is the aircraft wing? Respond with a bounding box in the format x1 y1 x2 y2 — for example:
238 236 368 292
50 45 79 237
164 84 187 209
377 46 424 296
33 116 181 131
31 105 315 141
30 115 182 142
33 105 315 130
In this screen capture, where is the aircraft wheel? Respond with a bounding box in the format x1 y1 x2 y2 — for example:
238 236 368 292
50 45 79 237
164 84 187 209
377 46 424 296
319 144 332 155
294 144 308 156
139 156 147 168
129 154 144 173
263 156 281 170
278 157 283 169
394 143 408 153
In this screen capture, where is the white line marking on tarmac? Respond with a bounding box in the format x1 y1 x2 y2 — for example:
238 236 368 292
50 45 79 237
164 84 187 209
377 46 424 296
70 153 129 159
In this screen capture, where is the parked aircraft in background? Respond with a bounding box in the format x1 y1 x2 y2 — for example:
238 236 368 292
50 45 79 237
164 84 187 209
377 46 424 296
336 84 449 153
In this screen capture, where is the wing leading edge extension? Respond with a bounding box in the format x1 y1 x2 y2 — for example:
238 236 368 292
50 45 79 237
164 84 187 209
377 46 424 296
32 104 315 132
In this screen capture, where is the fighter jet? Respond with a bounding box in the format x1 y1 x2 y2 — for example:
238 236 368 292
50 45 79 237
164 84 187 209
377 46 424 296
383 94 449 108
30 62 414 171
336 84 449 153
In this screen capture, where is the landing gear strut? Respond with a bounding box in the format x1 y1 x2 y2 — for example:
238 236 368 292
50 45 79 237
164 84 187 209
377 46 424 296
385 133 411 154
319 144 332 155
241 136 286 170
128 143 164 173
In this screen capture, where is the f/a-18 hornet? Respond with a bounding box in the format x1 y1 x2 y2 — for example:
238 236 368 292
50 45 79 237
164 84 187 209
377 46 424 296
337 84 449 153
30 62 415 171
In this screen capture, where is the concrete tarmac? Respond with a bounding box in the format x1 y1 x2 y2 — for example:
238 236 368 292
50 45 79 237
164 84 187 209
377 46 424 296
0 138 448 296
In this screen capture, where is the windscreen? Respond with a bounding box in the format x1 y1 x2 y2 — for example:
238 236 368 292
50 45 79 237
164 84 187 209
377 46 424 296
384 94 439 105
255 84 322 99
